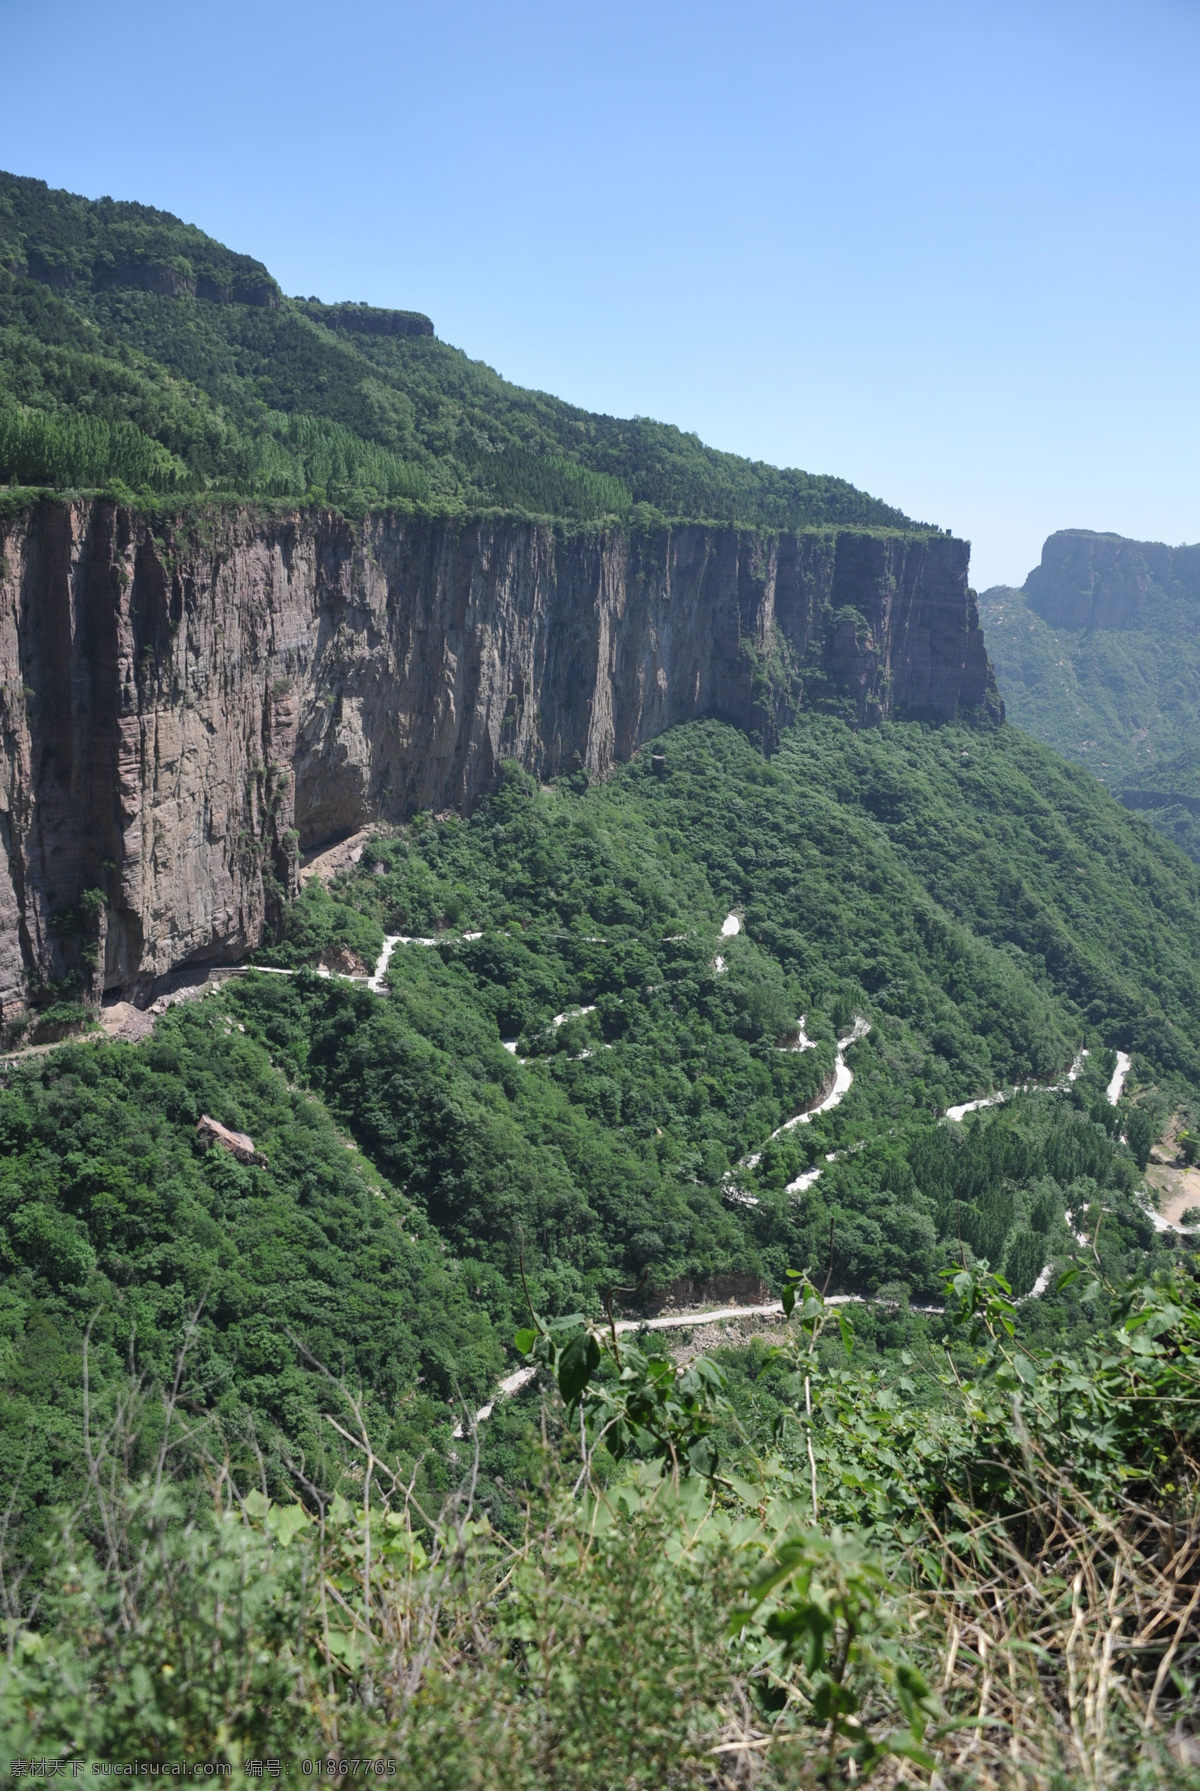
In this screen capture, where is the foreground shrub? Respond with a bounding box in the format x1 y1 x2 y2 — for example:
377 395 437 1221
3 1261 1199 1786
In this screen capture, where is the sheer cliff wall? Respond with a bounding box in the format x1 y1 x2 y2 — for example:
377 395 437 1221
0 500 998 1012
1025 528 1200 631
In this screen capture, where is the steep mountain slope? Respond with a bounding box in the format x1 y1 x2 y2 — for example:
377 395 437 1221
1 172 1197 1580
0 169 922 530
1 177 1198 1783
0 172 995 1023
0 498 997 1025
980 528 1200 857
4 712 1194 1571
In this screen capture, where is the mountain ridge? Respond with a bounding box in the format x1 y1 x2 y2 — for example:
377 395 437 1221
0 168 926 532
0 168 1004 1029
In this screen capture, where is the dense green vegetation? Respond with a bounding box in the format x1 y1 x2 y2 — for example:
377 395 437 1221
981 546 1200 860
330 713 1200 1077
5 714 1196 1601
4 167 1200 1784
0 170 921 528
1120 746 1200 861
0 401 189 490
1 714 1198 1775
0 1008 503 1577
259 715 1200 1305
3 1255 1198 1785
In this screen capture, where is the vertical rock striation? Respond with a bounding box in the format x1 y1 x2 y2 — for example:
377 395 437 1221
0 499 999 1015
1025 528 1200 631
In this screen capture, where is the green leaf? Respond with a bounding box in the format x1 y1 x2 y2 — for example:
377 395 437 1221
1011 1352 1038 1386
266 1501 311 1545
513 1326 538 1355
687 1434 718 1478
557 1328 601 1404
546 1312 587 1335
325 1627 365 1668
328 1491 353 1528
887 1738 936 1770
727 1474 765 1508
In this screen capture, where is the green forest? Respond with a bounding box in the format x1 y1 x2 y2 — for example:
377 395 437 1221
0 171 923 530
3 712 1199 1781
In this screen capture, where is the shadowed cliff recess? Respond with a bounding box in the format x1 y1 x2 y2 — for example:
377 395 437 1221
0 499 998 1019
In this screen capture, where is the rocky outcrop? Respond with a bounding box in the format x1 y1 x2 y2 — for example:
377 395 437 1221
1025 529 1200 630
20 247 280 308
817 531 996 727
298 300 434 338
196 1114 267 1167
0 500 999 1020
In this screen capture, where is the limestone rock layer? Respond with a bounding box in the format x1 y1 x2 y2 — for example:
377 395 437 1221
0 500 999 1012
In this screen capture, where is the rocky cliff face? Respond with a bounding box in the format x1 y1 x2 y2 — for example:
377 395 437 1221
0 500 998 1017
1025 528 1200 630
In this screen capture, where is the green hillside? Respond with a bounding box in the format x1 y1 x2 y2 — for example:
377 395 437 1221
2 698 1198 1775
0 170 922 529
3 176 1200 1782
981 528 1200 859
4 711 1199 1778
5 714 1197 1561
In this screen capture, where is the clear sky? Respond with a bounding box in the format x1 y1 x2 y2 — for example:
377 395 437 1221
2 0 1198 587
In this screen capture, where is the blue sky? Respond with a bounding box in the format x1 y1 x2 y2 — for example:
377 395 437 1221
2 0 1198 587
